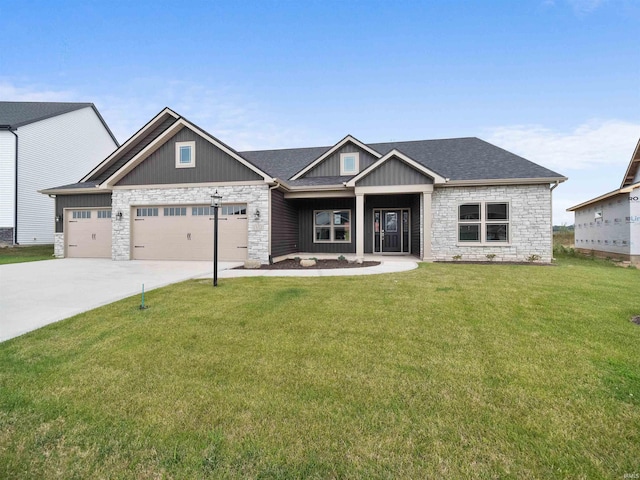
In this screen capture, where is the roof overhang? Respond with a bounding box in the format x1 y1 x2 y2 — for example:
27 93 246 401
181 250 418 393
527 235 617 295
566 183 640 211
346 149 447 187
39 186 112 195
441 176 568 188
80 107 180 183
290 135 382 180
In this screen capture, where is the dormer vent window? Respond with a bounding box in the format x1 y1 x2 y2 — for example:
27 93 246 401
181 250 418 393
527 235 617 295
340 152 359 175
175 141 196 168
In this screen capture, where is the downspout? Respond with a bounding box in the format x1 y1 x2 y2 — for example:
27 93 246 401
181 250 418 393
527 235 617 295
1 127 19 245
549 181 560 260
10 129 18 245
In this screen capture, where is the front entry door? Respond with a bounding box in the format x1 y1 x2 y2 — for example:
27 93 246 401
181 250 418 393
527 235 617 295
374 209 410 253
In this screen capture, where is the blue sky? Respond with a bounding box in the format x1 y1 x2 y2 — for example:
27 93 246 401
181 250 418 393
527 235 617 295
1 0 638 224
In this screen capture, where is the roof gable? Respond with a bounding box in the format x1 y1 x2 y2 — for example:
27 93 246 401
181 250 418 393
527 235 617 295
290 135 382 180
115 126 263 186
102 116 272 187
347 149 447 187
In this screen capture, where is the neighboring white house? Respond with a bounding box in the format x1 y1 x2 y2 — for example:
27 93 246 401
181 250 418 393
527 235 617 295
568 138 640 265
0 102 118 245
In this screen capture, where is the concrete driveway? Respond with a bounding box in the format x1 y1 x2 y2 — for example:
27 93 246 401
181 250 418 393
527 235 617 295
0 259 240 342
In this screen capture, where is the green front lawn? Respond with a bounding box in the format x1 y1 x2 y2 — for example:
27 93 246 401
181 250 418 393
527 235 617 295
0 244 54 265
1 258 639 478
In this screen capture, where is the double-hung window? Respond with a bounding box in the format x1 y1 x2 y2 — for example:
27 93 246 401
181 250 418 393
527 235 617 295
314 210 351 243
175 141 196 168
458 202 509 243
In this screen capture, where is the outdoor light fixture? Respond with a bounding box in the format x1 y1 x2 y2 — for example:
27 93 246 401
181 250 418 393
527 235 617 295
116 211 123 221
254 208 260 219
55 214 62 223
211 189 223 286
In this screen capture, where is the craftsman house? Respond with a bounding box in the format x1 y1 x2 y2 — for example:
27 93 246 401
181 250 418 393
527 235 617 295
41 107 566 263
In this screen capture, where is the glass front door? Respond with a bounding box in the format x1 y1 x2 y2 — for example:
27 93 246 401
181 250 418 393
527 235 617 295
373 209 410 253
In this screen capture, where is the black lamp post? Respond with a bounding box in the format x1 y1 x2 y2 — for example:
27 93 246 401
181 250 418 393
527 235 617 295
211 189 222 286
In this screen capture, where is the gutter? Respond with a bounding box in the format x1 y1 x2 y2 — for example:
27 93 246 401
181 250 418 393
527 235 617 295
1 126 18 245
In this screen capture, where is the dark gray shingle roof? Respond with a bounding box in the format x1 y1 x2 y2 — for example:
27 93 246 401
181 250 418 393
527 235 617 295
0 101 93 128
241 137 564 182
0 101 119 145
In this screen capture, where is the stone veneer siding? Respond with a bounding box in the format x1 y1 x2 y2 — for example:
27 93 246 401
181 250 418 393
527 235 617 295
111 184 270 262
431 184 552 263
54 232 64 258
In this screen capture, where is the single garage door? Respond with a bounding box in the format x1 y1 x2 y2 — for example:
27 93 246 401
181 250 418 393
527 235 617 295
131 204 248 261
66 209 112 258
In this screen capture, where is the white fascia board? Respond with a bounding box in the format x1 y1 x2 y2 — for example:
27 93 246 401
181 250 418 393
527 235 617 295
181 121 273 181
102 119 272 187
80 108 180 183
290 135 382 180
284 190 355 199
346 149 447 187
442 176 568 187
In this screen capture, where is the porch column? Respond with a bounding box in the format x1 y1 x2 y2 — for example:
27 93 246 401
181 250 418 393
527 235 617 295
355 193 365 259
422 190 433 261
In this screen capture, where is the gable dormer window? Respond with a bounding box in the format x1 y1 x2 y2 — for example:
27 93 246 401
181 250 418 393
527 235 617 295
340 152 359 175
175 141 196 168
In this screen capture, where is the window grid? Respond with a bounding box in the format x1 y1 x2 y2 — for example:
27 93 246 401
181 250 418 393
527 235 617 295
136 208 159 217
458 202 509 243
164 207 187 216
313 210 351 243
72 210 91 219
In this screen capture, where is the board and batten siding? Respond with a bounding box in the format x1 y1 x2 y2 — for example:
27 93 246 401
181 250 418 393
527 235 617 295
17 107 118 244
270 189 298 258
55 193 112 233
305 143 378 178
297 198 356 254
0 131 16 232
92 114 176 183
356 157 433 187
116 127 263 186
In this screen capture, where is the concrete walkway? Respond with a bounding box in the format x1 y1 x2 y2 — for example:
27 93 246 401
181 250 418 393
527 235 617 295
216 259 418 278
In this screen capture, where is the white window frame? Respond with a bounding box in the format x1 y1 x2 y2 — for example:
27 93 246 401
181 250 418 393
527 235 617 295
175 141 196 168
457 201 510 245
313 209 351 243
340 152 359 176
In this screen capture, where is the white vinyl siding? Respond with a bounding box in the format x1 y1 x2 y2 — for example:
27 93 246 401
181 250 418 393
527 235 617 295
16 107 118 244
0 131 16 228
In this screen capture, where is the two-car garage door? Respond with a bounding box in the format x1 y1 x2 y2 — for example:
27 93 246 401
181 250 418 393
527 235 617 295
131 204 248 261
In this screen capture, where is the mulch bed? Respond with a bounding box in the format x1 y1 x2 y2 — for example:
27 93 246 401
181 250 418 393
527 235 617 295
236 259 380 270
